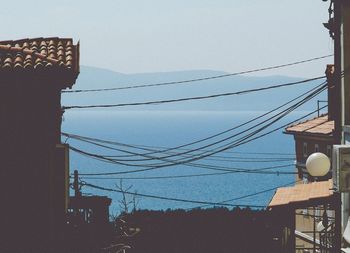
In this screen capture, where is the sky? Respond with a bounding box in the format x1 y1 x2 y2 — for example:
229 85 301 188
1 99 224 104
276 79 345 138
0 0 334 77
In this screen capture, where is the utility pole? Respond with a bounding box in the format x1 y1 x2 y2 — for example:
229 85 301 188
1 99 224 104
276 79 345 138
338 1 350 131
325 0 350 249
72 169 83 229
335 0 350 233
323 0 350 250
73 170 82 198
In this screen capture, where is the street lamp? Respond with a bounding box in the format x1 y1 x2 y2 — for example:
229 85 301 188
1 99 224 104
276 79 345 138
306 153 332 245
306 152 331 177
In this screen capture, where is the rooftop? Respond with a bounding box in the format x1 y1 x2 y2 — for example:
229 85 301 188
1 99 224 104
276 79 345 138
0 37 79 74
268 179 333 208
284 114 334 136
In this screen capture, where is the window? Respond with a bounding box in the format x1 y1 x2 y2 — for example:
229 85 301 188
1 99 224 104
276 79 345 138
327 145 332 157
315 144 320 153
303 142 308 157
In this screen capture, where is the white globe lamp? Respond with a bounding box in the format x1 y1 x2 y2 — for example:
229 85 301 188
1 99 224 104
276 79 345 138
305 152 330 177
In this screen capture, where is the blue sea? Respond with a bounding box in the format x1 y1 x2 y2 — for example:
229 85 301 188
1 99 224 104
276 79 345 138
61 110 311 215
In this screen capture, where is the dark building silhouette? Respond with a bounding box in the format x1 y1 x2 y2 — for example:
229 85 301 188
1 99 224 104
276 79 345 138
0 37 79 251
122 208 285 253
68 196 111 227
66 196 113 251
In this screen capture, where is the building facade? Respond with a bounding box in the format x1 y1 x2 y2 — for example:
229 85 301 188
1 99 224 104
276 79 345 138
285 115 335 182
0 37 79 251
284 65 336 182
282 65 337 251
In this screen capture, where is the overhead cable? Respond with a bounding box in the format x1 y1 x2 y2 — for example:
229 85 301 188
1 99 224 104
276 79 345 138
83 182 266 208
73 105 326 176
63 76 326 109
62 81 323 161
189 180 300 210
62 55 332 93
78 164 296 178
70 144 294 174
68 90 326 171
80 170 296 180
83 180 301 209
65 83 327 168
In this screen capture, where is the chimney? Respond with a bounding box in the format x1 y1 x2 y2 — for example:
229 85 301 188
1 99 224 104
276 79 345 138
326 64 336 121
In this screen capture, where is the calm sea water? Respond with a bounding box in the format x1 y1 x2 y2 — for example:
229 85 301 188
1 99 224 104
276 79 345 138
62 110 309 215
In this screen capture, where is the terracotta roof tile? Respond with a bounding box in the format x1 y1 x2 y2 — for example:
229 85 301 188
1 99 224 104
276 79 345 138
268 179 333 207
0 37 79 73
285 114 334 135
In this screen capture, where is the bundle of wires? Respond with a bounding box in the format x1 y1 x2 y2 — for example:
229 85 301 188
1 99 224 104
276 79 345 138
63 80 327 176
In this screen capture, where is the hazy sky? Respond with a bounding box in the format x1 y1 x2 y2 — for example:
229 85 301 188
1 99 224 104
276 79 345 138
0 0 333 77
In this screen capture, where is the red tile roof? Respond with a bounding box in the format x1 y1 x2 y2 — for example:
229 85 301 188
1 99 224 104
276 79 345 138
0 37 79 73
285 114 334 136
268 179 333 207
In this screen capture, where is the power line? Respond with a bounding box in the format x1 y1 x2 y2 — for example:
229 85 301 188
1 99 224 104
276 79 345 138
188 180 300 210
101 153 295 163
67 133 294 166
62 81 323 162
69 142 294 163
65 134 294 162
65 83 327 169
106 147 295 157
105 155 295 163
102 152 294 160
71 141 296 174
63 80 327 176
62 75 333 163
82 179 301 209
68 86 326 170
64 132 297 160
73 105 326 176
104 145 295 157
63 75 326 109
78 164 296 178
82 182 266 208
68 137 294 167
73 140 295 175
63 81 326 163
62 55 332 93
79 171 294 180
220 105 328 156
158 86 328 166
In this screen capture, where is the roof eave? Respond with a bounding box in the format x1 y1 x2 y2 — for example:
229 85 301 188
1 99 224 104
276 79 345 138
284 130 334 138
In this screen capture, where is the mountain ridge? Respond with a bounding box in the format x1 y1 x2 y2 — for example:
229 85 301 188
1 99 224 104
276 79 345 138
62 66 327 112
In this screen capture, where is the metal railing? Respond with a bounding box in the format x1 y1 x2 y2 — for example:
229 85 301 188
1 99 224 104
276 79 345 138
320 221 336 253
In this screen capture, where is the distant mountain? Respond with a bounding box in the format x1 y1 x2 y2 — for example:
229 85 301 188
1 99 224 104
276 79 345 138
61 66 327 111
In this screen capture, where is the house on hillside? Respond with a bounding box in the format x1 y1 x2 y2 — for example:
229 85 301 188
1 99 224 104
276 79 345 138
276 65 339 252
268 179 340 253
284 65 336 183
284 114 335 182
